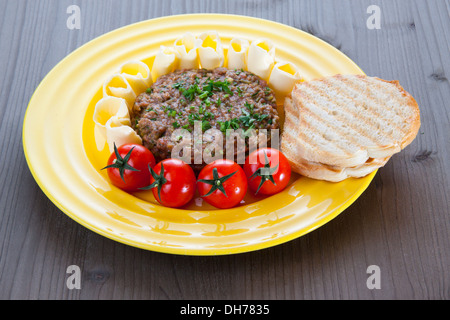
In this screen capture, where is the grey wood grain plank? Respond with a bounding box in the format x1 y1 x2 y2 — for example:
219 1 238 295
0 0 448 300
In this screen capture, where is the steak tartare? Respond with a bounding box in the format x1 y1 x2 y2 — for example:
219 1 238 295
131 67 279 170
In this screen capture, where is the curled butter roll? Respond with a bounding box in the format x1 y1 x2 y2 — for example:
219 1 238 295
105 117 142 154
174 33 199 70
117 60 152 95
151 45 180 82
226 38 250 70
247 39 276 81
93 96 130 151
268 61 302 95
103 74 137 111
196 31 225 69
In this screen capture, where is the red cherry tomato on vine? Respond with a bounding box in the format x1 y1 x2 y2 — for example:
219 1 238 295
103 143 156 192
243 148 291 196
197 159 248 209
142 158 196 208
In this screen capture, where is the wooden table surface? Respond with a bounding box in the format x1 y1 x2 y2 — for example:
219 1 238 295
1 0 448 300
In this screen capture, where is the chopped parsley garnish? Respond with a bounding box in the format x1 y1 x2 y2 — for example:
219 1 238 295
238 105 270 129
201 120 211 131
218 119 240 132
245 102 254 113
198 91 209 100
254 113 269 122
188 113 201 124
203 111 214 121
239 110 256 128
175 78 234 102
164 106 177 117
202 79 233 96
172 82 184 89
182 84 203 101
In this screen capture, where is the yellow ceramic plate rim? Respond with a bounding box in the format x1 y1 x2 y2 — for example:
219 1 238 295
23 14 374 256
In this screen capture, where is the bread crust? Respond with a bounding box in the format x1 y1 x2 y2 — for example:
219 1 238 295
288 156 391 182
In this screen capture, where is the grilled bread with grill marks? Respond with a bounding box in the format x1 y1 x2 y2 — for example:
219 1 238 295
281 74 420 181
282 97 391 181
281 74 420 165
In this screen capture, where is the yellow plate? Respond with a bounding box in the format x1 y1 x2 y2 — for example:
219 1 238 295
23 14 374 255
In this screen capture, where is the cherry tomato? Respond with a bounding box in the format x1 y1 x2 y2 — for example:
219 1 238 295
243 148 291 195
142 158 196 208
103 143 156 192
197 159 248 209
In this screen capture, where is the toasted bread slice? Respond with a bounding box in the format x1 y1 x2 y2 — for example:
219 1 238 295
281 74 420 168
289 156 391 182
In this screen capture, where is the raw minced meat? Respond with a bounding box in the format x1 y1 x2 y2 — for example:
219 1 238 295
131 67 279 170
